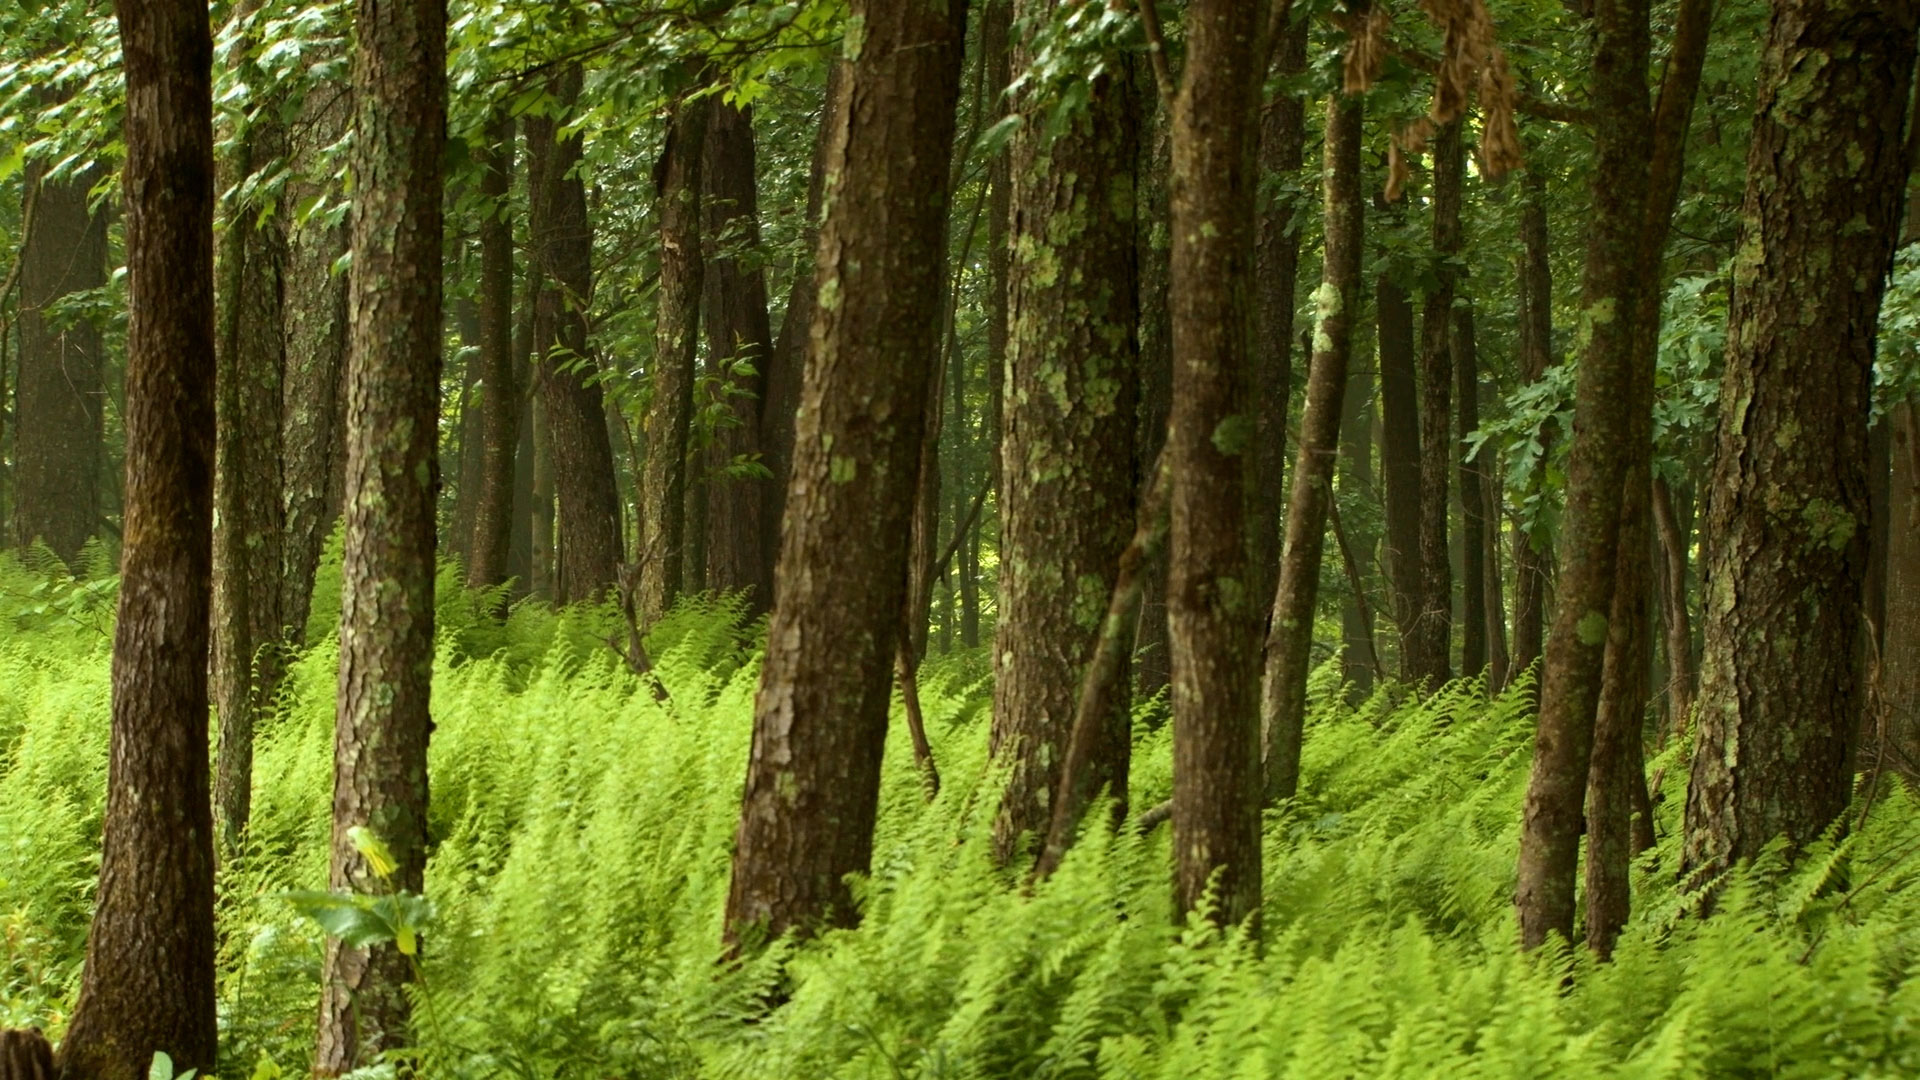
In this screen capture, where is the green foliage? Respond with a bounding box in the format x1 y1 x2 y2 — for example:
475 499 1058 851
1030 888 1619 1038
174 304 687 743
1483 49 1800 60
10 561 1920 1075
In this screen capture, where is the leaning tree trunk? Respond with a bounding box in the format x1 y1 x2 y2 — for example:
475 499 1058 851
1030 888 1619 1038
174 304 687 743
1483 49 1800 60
1247 16 1311 629
1515 0 1652 951
212 7 290 850
466 113 519 595
14 160 106 566
314 0 444 1068
281 40 352 644
528 69 621 605
1262 87 1364 805
702 96 776 611
1682 0 1917 882
722 0 968 948
639 82 706 626
55 0 218 1074
989 2 1139 865
1407 120 1462 690
1168 0 1267 929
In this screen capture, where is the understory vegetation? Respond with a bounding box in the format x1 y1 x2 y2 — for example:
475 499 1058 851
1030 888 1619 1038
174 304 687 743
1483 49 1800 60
7 551 1920 1079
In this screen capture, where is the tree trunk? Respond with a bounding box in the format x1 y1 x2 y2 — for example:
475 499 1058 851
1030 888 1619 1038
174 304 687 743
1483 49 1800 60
1407 121 1462 689
212 8 289 850
639 83 706 625
14 161 106 565
1378 265 1423 680
702 97 776 611
1339 302 1377 697
1168 0 1266 929
56 1 217 1073
723 0 967 947
1132 60 1174 703
281 45 352 644
1262 88 1364 805
989 4 1139 864
1887 403 1920 772
1515 0 1652 951
1509 169 1554 683
1683 0 1917 881
528 70 621 606
1248 16 1310 630
467 113 518 594
1456 303 1487 681
1652 474 1695 732
314 0 444 1066
761 61 849 603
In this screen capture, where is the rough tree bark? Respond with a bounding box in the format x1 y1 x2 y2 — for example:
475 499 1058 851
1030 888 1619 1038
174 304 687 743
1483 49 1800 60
702 96 776 610
723 0 967 946
212 2 290 849
55 0 217 1073
1682 0 1917 882
990 0 1139 864
1514 0 1652 951
1262 87 1364 804
314 0 444 1066
639 81 706 625
528 69 621 605
14 161 106 565
467 113 518 594
1168 0 1267 928
1407 120 1462 689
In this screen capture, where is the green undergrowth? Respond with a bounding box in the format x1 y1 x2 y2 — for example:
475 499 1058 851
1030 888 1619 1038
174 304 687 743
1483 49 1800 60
7 549 1920 1077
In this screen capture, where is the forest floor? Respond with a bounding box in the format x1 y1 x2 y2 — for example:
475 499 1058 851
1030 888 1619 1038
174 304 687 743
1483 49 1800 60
5 553 1920 1078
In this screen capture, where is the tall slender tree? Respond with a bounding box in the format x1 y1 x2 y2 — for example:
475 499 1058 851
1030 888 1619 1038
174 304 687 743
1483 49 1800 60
1406 120 1462 688
1167 0 1266 928
466 112 519 594
1683 0 1917 882
1377 260 1424 678
55 0 217 1072
1132 57 1174 702
990 0 1139 864
1509 168 1554 682
314 0 444 1064
1263 83 1365 805
723 0 968 946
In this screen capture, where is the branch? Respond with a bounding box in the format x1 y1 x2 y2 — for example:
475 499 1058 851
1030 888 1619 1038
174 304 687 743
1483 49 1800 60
1329 18 1594 126
1131 0 1175 108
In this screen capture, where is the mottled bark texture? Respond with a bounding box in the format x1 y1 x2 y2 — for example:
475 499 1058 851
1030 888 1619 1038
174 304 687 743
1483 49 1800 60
1515 0 1652 951
56 0 218 1074
1132 60 1175 702
1248 16 1310 628
640 85 706 625
213 2 290 850
1378 265 1423 680
466 113 518 594
1682 0 1917 882
314 0 444 1068
1407 120 1462 689
281 54 351 644
702 97 776 610
990 1 1139 865
723 0 967 946
1509 169 1554 682
1168 0 1265 928
14 161 106 565
1262 89 1364 805
528 69 621 605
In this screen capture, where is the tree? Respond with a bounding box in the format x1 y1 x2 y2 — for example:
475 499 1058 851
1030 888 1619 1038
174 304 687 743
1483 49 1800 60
989 0 1139 865
1131 54 1174 703
314 0 444 1065
639 76 706 625
723 0 968 945
1406 120 1462 689
212 0 290 849
55 0 218 1072
1515 0 1652 950
1683 0 1917 882
1378 252 1424 680
1167 0 1266 928
1508 168 1554 682
1263 81 1365 805
466 113 519 594
528 68 621 606
13 159 105 565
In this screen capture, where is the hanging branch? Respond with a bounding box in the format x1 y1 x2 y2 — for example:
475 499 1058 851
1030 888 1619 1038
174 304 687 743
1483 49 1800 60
1032 445 1172 881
